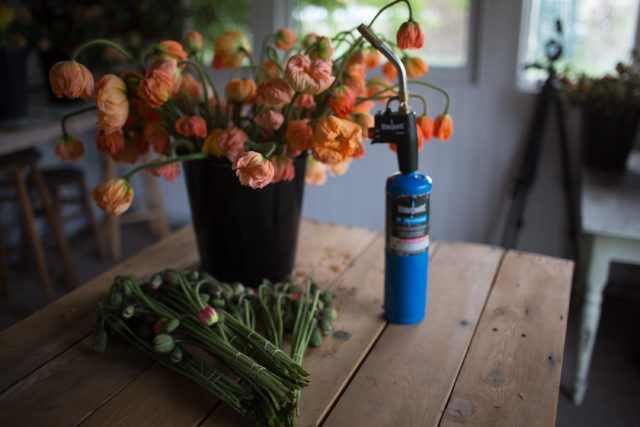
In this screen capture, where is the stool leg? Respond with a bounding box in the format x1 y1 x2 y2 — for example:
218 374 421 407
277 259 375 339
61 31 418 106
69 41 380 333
12 170 54 303
79 179 107 260
0 213 10 296
30 163 79 289
142 165 170 238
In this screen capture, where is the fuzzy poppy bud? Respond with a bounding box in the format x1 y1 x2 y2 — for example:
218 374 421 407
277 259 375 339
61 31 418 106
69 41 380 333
170 346 183 363
166 318 180 333
198 306 219 326
122 305 135 319
232 282 245 296
93 330 108 354
320 307 338 320
320 319 334 336
153 334 175 353
433 114 453 141
150 274 163 289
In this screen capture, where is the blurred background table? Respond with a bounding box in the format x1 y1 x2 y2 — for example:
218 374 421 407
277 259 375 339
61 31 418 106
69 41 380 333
0 220 573 426
573 151 640 404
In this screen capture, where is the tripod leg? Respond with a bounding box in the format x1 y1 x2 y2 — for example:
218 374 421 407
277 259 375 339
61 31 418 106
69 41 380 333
553 90 579 259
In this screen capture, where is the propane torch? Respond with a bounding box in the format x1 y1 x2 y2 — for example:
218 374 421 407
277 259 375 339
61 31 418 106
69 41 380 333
357 24 431 325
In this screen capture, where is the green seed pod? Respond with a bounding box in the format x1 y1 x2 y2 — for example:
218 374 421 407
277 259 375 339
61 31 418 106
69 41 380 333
150 274 163 290
211 298 226 308
320 308 338 320
310 327 323 347
320 319 333 335
199 293 210 304
188 270 200 282
170 346 183 363
109 291 123 307
232 282 245 296
93 330 108 354
320 291 332 304
165 318 180 333
153 334 175 353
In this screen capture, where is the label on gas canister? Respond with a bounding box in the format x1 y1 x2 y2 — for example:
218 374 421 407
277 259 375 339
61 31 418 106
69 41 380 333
386 192 430 255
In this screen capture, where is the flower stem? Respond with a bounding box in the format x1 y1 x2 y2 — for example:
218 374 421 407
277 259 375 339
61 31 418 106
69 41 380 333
408 80 451 114
123 152 208 181
180 60 212 124
61 106 98 136
72 39 143 71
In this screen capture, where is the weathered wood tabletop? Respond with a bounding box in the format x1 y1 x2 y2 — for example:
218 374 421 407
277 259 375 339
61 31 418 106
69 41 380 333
0 220 573 426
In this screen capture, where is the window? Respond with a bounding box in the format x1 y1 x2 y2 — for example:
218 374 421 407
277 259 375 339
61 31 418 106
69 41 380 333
293 0 474 73
518 0 640 89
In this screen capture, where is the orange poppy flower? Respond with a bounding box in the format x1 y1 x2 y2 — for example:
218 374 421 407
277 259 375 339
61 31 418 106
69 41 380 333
271 155 295 183
96 129 125 155
329 85 355 119
137 65 173 108
156 40 187 61
218 127 249 161
54 134 85 161
362 47 382 69
254 110 284 130
225 78 257 104
397 21 425 50
305 156 327 185
402 56 429 78
49 60 94 100
295 94 315 109
144 122 170 154
285 119 314 156
433 114 453 140
311 115 362 164
182 29 204 54
175 115 207 138
96 74 129 134
256 78 294 107
147 158 181 183
202 129 225 157
285 53 334 95
382 61 397 81
111 137 140 164
92 178 134 216
367 77 395 103
275 28 297 50
417 115 434 142
180 73 204 101
212 31 252 69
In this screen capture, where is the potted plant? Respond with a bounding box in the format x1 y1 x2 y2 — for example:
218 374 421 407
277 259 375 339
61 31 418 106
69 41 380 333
560 57 640 171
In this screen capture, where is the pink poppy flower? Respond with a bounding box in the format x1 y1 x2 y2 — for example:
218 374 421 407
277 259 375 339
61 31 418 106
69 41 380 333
254 110 284 130
219 127 249 162
285 53 335 95
232 151 275 189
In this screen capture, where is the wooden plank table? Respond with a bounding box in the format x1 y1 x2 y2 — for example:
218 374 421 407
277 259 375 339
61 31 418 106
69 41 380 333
0 220 573 426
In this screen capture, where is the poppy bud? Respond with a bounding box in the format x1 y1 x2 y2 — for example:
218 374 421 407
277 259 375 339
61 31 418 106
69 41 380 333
309 327 323 347
170 346 183 363
122 305 135 319
320 308 338 320
153 334 175 353
212 298 226 308
166 318 180 333
198 306 219 326
320 291 332 304
109 291 123 307
320 319 334 336
199 293 211 304
150 274 163 290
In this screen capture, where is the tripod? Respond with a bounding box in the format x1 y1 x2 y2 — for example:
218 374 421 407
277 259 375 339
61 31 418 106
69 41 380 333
501 33 579 259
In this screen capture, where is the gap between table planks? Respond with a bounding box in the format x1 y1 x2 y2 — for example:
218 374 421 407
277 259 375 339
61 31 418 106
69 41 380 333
441 251 573 427
323 242 504 427
0 220 379 426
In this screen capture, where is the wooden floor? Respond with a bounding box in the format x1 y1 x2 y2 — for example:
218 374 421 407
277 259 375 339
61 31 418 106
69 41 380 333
0 222 637 426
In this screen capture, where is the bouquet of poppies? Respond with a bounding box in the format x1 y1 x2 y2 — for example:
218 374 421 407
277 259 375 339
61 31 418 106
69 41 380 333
49 0 452 216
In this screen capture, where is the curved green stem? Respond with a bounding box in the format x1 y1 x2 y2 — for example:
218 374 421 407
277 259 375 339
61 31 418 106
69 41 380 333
123 152 208 181
409 93 428 116
169 138 196 155
180 60 212 123
72 39 143 71
229 65 263 80
61 106 98 136
408 80 451 114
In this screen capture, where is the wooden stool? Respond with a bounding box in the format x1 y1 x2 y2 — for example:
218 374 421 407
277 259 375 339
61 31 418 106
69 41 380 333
0 149 78 303
102 155 170 260
32 167 107 260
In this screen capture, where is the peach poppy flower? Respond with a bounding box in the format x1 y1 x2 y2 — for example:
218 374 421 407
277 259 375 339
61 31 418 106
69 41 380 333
397 21 425 50
308 36 334 61
433 114 453 140
285 119 313 155
311 115 362 164
254 110 284 130
295 94 315 109
260 60 281 79
362 47 382 69
354 113 374 138
285 54 334 95
156 40 187 61
353 141 366 159
147 158 181 182
382 61 397 81
144 121 170 154
256 78 294 107
367 77 395 103
271 155 295 183
137 65 173 108
402 56 429 78
329 157 352 176
417 115 434 142
225 78 257 104
202 128 225 157
353 100 374 114
329 85 355 119
111 137 140 164
212 31 252 69
96 129 125 155
149 59 183 96
54 134 85 161
92 178 134 216
182 29 204 54
96 74 129 134
305 156 327 185
49 60 94 101
180 73 204 101
232 151 274 189
175 115 207 138
275 28 297 50
219 127 249 161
